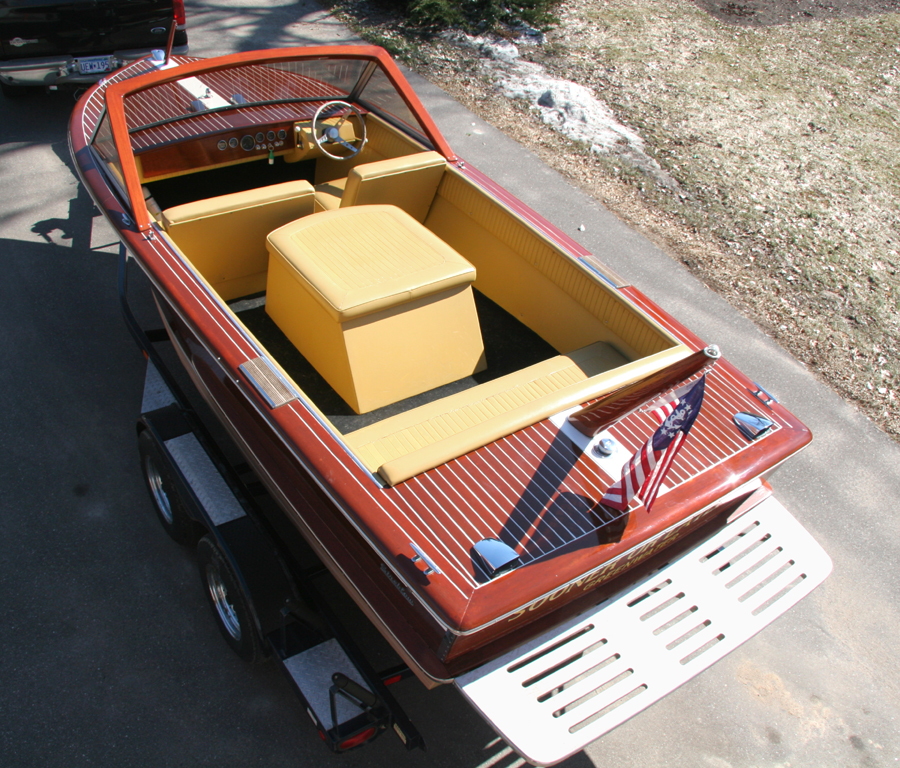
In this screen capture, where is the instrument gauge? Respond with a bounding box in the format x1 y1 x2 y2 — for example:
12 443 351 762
255 132 265 143
277 129 287 140
217 139 227 151
267 130 276 141
240 135 254 151
228 137 239 149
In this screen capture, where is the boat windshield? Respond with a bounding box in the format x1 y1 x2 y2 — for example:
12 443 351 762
116 58 426 140
92 111 121 178
354 65 423 135
90 55 433 191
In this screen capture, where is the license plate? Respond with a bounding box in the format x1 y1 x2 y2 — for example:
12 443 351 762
79 57 111 75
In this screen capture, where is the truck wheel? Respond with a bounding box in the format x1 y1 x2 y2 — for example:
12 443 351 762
138 429 202 546
196 535 265 664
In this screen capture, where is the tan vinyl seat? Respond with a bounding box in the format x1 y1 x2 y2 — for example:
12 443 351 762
266 205 486 415
314 151 446 221
162 179 315 300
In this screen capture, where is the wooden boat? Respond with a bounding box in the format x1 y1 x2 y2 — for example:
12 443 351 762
70 46 830 763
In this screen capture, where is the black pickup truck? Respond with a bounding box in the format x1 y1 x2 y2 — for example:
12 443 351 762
0 0 188 96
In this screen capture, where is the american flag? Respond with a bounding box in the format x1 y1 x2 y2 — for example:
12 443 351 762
601 375 708 513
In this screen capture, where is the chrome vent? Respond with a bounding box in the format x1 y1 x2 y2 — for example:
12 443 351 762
734 411 775 440
473 538 521 579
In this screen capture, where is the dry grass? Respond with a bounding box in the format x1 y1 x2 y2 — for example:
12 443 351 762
331 0 900 440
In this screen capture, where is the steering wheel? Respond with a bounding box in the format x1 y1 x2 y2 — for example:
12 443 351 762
312 100 367 160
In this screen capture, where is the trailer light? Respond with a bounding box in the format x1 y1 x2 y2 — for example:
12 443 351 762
338 727 377 750
172 0 186 26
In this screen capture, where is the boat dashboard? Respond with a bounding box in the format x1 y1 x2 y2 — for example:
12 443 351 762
134 105 367 182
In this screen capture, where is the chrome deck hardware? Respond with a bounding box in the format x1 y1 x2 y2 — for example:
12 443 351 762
751 381 778 408
734 411 775 441
409 542 442 576
592 438 616 458
472 538 521 579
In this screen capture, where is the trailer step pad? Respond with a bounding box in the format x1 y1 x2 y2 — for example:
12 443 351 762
283 638 375 728
164 432 246 526
142 361 175 413
455 496 832 766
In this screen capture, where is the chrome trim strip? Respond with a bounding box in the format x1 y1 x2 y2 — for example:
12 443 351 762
579 254 625 289
239 356 299 408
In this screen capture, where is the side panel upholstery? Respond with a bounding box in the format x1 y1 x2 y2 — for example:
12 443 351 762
425 168 677 358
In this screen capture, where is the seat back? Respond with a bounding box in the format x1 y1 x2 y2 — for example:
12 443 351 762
161 179 315 300
339 151 447 222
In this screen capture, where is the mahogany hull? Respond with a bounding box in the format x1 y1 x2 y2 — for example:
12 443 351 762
68 50 813 687
144 239 809 681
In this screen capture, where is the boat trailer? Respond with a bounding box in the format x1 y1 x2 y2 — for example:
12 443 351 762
118 241 832 764
119 246 424 754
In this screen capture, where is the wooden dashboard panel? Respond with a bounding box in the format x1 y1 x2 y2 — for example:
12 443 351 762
137 121 297 180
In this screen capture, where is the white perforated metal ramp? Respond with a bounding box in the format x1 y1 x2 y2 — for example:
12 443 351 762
455 496 832 766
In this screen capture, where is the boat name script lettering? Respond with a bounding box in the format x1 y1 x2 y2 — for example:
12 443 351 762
507 506 718 623
380 563 415 606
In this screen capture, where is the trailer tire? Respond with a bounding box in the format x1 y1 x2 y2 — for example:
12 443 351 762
197 535 265 664
138 429 203 546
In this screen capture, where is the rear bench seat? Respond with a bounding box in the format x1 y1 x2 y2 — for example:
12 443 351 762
344 342 691 486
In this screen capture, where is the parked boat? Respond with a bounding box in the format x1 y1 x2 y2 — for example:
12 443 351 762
70 46 830 764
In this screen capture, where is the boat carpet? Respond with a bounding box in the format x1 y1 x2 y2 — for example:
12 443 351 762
233 290 559 433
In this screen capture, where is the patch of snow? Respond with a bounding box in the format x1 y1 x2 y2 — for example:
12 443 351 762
447 31 678 189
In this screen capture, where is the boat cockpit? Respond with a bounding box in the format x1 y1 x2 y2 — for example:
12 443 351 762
92 52 690 486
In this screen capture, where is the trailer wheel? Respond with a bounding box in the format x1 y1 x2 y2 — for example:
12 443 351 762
138 429 202 546
196 535 265 664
